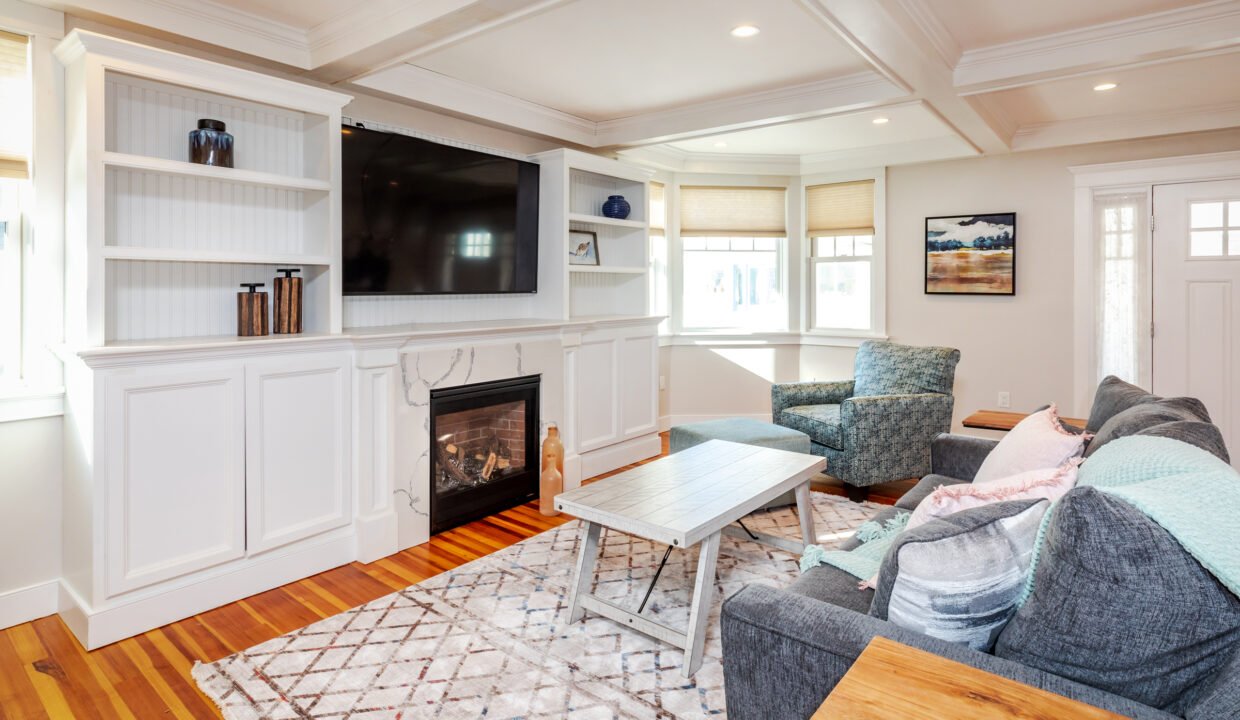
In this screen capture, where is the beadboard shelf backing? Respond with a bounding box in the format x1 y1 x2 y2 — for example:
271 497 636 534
569 169 647 224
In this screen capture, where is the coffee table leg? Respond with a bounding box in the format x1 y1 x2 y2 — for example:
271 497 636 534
795 481 816 550
683 530 721 677
567 521 602 623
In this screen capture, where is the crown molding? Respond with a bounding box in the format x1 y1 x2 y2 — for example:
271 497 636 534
955 0 1240 94
892 0 961 69
595 71 906 147
1012 100 1240 152
352 62 597 146
800 135 977 173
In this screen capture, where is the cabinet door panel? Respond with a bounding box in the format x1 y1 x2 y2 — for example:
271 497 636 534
620 333 658 438
575 337 618 452
105 367 245 596
246 354 350 555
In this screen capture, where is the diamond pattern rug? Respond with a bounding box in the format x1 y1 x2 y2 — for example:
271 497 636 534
193 493 878 719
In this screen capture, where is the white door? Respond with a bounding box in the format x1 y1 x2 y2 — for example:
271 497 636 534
245 353 352 555
105 366 246 596
1152 180 1240 466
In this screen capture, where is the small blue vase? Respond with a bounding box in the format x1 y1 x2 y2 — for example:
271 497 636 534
601 195 631 220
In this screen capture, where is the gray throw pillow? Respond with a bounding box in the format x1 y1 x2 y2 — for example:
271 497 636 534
1134 420 1230 464
994 487 1240 714
1085 397 1213 458
869 499 1049 652
1086 375 1158 433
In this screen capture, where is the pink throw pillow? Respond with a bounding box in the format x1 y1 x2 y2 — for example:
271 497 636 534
909 459 1082 530
973 405 1088 483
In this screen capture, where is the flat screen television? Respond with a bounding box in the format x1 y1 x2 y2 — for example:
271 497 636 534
342 125 539 295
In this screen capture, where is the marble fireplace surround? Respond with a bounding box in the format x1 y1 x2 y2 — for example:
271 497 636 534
351 315 656 559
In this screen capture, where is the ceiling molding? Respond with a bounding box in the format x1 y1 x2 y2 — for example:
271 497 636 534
891 0 961 69
352 62 598 146
619 145 802 175
1012 99 1240 152
955 0 1240 94
594 71 906 147
799 135 978 173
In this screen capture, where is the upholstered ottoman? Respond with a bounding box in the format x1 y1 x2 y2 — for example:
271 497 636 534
670 417 812 507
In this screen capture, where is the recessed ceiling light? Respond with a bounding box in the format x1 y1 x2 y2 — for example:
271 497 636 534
730 24 760 38
872 117 890 125
1094 82 1118 92
713 141 728 148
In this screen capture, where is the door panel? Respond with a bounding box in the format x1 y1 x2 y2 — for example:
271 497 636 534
246 354 351 555
576 336 618 452
105 367 245 596
1152 180 1240 466
620 332 658 438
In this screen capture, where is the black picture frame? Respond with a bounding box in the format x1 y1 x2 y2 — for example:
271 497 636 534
924 212 1016 296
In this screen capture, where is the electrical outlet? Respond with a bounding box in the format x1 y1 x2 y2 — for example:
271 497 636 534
997 391 1011 409
658 375 667 391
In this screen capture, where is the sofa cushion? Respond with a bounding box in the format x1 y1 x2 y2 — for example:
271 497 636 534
870 499 1050 651
994 487 1240 714
1085 397 1213 458
1086 375 1158 433
852 341 960 398
785 563 874 615
779 404 843 449
1134 420 1230 464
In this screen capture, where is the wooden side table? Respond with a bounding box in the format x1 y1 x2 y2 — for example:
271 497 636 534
813 637 1124 719
962 409 1086 432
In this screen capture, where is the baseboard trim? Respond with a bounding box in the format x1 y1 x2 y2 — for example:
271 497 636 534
0 580 59 631
659 412 771 431
60 531 357 650
355 510 398 565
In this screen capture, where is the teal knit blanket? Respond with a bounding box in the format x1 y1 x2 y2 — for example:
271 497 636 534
1020 435 1240 604
801 511 909 580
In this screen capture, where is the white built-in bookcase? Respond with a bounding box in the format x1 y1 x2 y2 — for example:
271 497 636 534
57 30 351 346
536 149 652 320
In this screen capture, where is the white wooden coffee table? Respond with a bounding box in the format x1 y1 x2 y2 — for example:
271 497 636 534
554 439 826 677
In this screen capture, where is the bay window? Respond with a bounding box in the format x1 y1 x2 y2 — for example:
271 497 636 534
679 185 786 331
807 180 876 332
649 181 669 332
0 29 29 386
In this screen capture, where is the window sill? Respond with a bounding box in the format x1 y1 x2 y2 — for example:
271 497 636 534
0 385 65 423
659 332 887 348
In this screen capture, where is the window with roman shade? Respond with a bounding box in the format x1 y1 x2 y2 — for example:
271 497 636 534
0 30 30 180
679 185 786 330
649 182 669 332
807 180 875 331
0 29 28 384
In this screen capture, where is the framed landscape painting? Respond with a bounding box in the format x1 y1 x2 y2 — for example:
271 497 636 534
925 213 1016 295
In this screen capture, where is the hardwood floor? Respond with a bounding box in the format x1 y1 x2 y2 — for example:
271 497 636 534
0 433 897 719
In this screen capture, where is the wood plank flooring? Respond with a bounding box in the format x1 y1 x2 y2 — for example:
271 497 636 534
0 433 896 719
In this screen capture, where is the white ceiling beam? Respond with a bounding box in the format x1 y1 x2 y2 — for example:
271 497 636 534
955 0 1240 95
798 0 1009 154
1012 100 1240 152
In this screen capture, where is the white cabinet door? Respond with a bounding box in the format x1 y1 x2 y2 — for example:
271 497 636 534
619 331 658 439
246 353 351 554
105 366 246 596
575 334 619 453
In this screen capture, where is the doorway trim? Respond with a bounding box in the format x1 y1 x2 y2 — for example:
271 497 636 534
1070 150 1240 415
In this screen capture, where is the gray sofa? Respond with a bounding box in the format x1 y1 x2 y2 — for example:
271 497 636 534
721 378 1240 719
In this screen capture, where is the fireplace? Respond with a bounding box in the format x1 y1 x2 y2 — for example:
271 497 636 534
429 375 540 534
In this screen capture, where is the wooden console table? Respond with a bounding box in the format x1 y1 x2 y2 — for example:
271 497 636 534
963 409 1086 432
813 637 1124 719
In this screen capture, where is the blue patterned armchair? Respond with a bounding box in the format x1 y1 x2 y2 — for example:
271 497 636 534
772 341 960 500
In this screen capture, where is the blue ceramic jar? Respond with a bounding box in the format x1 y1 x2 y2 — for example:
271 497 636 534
601 195 631 219
189 119 234 168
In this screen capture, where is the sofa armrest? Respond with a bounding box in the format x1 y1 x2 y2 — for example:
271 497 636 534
930 432 1000 481
720 584 1177 720
771 380 854 417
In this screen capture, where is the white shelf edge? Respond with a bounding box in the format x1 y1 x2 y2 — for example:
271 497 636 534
102 151 331 192
568 213 648 229
568 265 646 274
102 246 332 266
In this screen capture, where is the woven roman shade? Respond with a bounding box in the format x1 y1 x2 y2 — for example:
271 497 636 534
0 30 29 180
680 185 786 237
807 180 874 236
650 181 666 231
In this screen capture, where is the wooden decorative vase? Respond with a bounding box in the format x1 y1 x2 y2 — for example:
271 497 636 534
237 282 268 337
272 268 302 334
540 423 564 516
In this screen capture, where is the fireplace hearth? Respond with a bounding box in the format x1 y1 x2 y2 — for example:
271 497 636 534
429 375 540 534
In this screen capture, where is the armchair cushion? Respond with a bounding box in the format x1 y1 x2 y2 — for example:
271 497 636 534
779 404 843 449
771 380 853 417
852 341 961 398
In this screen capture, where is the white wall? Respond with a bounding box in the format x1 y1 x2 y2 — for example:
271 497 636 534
0 417 62 626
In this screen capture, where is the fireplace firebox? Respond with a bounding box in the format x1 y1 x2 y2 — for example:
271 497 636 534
429 375 541 534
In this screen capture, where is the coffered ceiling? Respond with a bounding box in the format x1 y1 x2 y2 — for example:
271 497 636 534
27 0 1240 169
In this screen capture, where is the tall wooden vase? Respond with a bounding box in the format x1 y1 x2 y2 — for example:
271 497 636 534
540 423 564 516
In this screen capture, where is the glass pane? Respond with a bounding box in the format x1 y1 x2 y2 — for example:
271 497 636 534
1104 208 1119 232
1100 258 1136 383
1230 202 1240 228
1119 232 1134 258
754 237 777 252
814 260 870 330
1191 230 1225 256
706 237 730 251
683 237 706 251
854 235 873 257
683 248 783 329
814 237 835 257
1119 206 1134 231
730 237 753 251
1191 202 1224 228
835 236 854 257
1230 231 1240 257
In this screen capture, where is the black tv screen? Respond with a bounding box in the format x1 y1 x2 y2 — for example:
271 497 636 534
342 125 539 295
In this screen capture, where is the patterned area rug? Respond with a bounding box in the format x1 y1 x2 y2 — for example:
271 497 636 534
193 493 878 719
